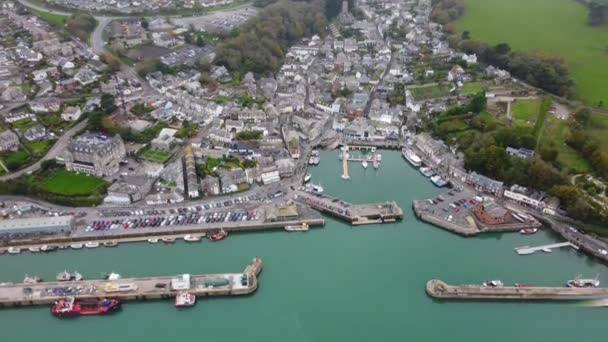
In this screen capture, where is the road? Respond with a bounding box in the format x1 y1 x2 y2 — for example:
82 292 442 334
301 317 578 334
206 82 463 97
0 120 87 181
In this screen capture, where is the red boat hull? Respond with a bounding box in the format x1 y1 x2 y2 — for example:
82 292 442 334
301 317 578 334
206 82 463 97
208 231 227 241
51 299 121 317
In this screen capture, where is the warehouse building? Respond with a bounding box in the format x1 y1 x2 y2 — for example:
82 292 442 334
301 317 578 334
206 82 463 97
0 216 73 238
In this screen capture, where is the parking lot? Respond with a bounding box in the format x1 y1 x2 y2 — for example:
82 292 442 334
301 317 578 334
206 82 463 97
417 188 481 226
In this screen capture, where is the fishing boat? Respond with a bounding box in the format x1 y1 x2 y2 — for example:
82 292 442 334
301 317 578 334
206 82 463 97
84 242 99 248
103 272 121 280
567 276 600 288
419 167 435 178
430 175 448 187
71 271 83 281
28 246 41 253
482 280 504 287
285 222 309 232
305 183 324 194
175 292 196 307
183 234 201 242
362 160 368 169
147 238 159 244
303 173 312 183
103 241 118 247
208 230 228 242
56 271 71 281
519 228 539 235
402 148 421 167
23 275 42 284
51 297 121 317
70 243 84 249
161 237 176 244
7 247 21 255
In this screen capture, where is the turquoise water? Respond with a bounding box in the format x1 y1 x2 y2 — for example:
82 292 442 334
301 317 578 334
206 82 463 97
0 150 606 340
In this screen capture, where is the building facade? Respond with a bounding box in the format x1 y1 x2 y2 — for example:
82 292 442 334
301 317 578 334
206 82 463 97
63 133 126 177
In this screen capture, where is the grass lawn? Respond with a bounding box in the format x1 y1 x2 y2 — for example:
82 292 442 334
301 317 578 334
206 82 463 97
456 0 608 107
409 84 451 100
140 149 172 163
0 150 31 171
11 118 37 131
588 113 608 152
511 99 541 124
31 9 67 27
23 140 53 158
538 116 589 173
36 169 107 196
459 82 483 96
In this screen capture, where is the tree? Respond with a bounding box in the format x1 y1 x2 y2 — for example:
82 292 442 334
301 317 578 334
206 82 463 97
494 43 511 55
67 13 97 42
100 53 121 72
574 107 591 126
539 146 558 163
467 92 487 113
140 17 149 29
461 30 470 40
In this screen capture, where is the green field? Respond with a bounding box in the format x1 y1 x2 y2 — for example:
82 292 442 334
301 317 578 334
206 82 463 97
37 169 107 196
0 150 31 171
408 84 451 99
511 99 541 124
588 113 608 152
537 116 590 173
31 9 67 26
23 140 53 157
140 149 172 163
456 0 608 107
459 82 483 96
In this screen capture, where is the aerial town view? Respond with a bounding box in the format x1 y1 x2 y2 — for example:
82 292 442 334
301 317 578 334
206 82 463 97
0 0 607 339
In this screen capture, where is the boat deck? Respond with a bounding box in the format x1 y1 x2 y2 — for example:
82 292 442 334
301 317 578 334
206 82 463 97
0 258 262 308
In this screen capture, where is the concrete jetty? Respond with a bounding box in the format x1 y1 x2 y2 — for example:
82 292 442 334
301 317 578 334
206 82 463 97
294 191 403 225
426 279 608 301
0 257 263 308
515 242 579 255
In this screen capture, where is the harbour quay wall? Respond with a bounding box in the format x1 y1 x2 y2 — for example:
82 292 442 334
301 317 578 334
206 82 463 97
412 200 479 236
426 279 608 301
0 258 263 308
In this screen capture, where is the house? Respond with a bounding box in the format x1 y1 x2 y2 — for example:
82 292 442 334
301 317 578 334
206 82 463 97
2 87 26 102
200 176 220 196
506 146 535 159
151 128 180 151
0 130 20 152
61 106 82 121
30 97 61 113
466 172 504 196
74 67 99 86
23 125 47 141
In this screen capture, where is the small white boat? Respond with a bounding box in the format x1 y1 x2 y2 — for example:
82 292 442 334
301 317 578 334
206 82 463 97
148 238 159 244
56 271 71 281
362 160 368 169
71 271 83 281
28 246 41 253
305 183 324 193
85 242 99 248
430 175 448 187
183 235 201 242
285 223 309 232
40 245 57 252
175 292 196 307
482 280 504 287
304 173 312 183
23 275 42 284
402 148 422 167
103 272 122 280
567 275 600 288
103 241 118 247
161 237 176 244
70 243 84 249
419 167 435 178
373 160 380 169
7 247 21 254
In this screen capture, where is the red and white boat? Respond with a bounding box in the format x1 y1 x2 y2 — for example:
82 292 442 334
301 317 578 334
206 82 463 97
208 230 228 242
567 276 600 288
51 297 121 317
175 292 196 307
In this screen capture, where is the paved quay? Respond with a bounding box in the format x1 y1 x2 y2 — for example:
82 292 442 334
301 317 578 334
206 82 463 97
426 279 608 301
0 257 262 308
293 191 403 225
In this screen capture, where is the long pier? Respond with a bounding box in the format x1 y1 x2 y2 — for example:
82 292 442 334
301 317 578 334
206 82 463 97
0 257 263 308
426 279 608 301
515 242 578 255
294 191 403 225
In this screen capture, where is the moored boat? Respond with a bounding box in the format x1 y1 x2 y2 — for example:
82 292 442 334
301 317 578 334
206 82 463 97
56 271 71 281
567 276 600 288
362 160 368 169
482 280 504 287
161 237 176 244
23 275 42 284
208 229 228 241
183 234 202 242
7 247 21 255
51 297 121 317
85 242 99 248
305 183 324 194
419 167 435 178
303 173 312 183
103 272 121 280
71 271 83 281
28 246 41 253
519 228 538 235
402 148 421 167
430 175 448 187
147 238 159 244
70 243 84 249
373 160 380 169
40 245 57 252
175 292 196 307
284 222 309 232
103 241 118 247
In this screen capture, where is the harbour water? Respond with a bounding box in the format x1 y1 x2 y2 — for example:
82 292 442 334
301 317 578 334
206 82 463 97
0 150 606 341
